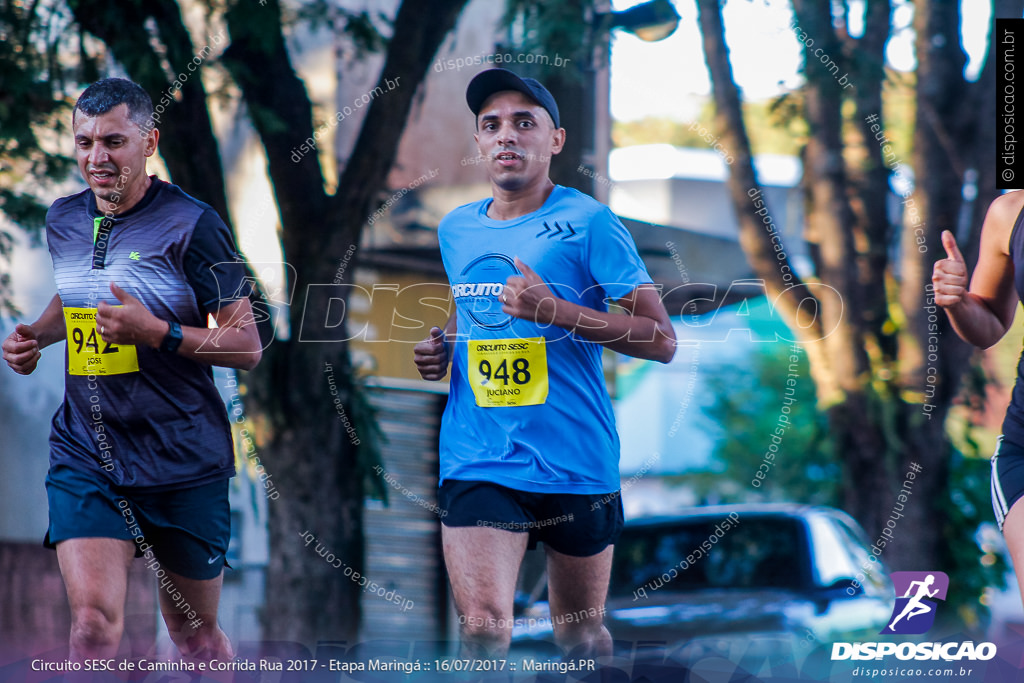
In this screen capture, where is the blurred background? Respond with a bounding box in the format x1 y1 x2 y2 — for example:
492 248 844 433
0 0 1021 676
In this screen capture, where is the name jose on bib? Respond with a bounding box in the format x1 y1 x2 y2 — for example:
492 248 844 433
63 306 139 376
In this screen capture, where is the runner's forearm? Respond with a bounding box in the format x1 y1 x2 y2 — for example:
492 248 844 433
34 294 67 349
176 300 262 370
943 293 1012 349
551 299 675 362
175 325 262 370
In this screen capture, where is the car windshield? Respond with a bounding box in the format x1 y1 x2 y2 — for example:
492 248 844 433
609 515 808 598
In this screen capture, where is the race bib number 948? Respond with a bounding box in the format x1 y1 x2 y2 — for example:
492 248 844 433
467 337 548 407
63 307 139 376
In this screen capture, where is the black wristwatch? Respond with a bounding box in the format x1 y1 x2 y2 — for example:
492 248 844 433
159 320 183 353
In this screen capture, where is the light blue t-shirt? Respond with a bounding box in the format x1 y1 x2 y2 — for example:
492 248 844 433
438 185 653 494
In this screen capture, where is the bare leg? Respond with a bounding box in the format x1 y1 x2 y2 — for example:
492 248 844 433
1003 499 1024 612
157 568 233 663
544 545 614 659
57 538 135 661
442 526 529 657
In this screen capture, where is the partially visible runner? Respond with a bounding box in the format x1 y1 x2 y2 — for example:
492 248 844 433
933 190 1024 609
1 78 262 665
413 68 676 660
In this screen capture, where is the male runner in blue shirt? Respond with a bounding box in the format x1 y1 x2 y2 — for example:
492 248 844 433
414 68 676 659
2 78 262 664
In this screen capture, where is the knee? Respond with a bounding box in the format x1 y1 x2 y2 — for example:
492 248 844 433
165 617 232 661
553 620 601 643
70 606 122 655
459 609 512 643
551 611 608 647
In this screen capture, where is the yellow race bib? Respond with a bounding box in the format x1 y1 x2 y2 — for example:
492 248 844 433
467 337 548 407
64 307 139 376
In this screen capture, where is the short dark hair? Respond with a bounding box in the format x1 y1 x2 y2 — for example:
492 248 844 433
74 78 154 131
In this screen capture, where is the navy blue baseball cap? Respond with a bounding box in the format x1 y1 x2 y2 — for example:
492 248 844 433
466 68 560 129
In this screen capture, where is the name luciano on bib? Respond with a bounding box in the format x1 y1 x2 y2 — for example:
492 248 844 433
467 337 548 407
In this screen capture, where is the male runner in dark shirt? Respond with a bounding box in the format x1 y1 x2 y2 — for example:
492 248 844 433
2 78 262 663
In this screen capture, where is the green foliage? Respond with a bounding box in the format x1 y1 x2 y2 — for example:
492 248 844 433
291 2 388 58
879 71 915 167
940 452 1008 635
338 10 389 57
0 0 79 316
501 0 592 81
611 72 914 171
613 98 807 156
345 368 389 503
939 347 1013 633
612 115 707 148
695 342 838 505
698 341 1005 631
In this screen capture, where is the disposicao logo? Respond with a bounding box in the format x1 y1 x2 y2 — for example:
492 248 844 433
831 570 997 663
882 571 949 635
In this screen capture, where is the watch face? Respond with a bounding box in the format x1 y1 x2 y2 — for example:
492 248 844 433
162 321 183 352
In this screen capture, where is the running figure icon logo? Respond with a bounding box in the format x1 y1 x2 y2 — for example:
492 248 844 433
881 571 949 634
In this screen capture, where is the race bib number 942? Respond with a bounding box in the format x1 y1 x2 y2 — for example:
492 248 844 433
467 337 548 407
63 307 139 376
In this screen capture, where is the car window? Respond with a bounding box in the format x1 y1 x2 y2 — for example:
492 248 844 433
806 514 860 587
832 516 890 597
609 515 809 597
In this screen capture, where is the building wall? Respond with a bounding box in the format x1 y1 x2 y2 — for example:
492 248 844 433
362 379 449 645
349 268 451 381
0 233 65 541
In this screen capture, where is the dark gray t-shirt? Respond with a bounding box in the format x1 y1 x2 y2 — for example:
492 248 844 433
46 177 249 490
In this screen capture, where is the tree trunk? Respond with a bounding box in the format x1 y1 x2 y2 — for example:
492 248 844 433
881 0 960 570
843 0 892 356
222 0 469 644
694 0 834 398
887 0 1006 571
698 0 887 535
696 0 998 572
790 0 898 552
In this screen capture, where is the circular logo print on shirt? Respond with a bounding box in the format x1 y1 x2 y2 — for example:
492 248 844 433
456 253 519 330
